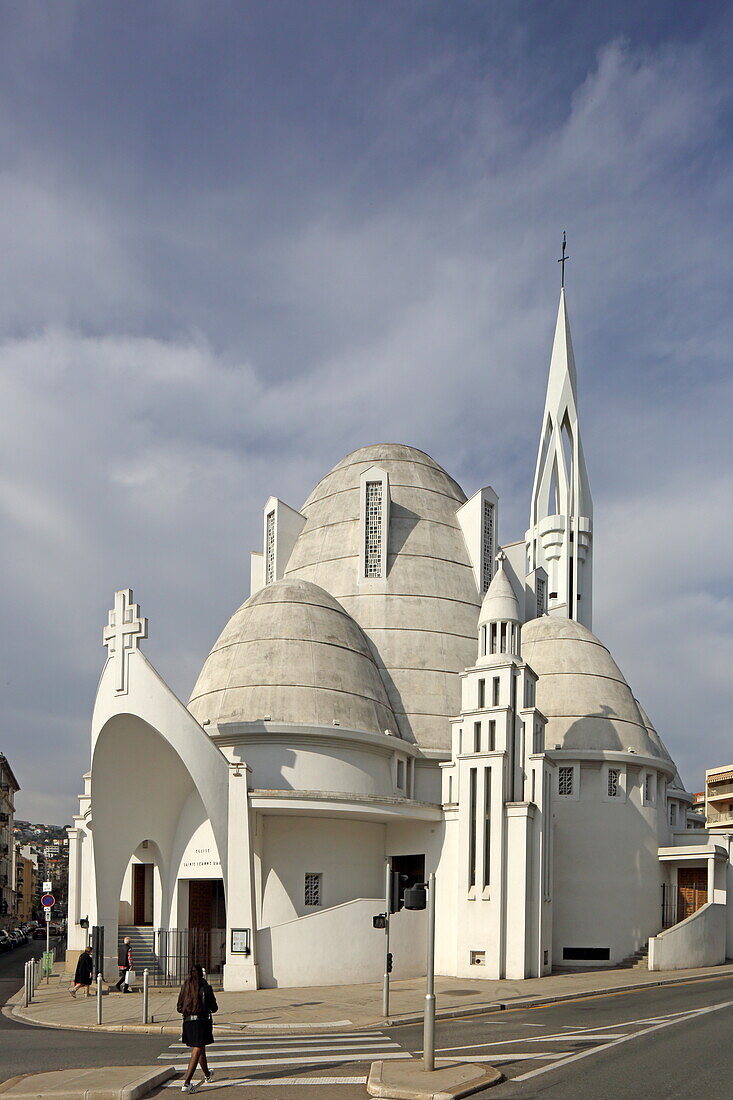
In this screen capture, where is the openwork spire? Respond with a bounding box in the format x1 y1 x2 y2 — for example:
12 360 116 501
526 288 593 627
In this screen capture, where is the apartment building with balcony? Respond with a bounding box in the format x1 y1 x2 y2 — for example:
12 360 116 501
15 844 37 923
705 767 733 830
0 756 20 928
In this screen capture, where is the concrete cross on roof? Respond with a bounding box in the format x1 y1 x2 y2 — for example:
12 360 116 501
103 589 148 694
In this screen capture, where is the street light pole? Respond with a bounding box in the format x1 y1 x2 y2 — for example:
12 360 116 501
423 871 436 1072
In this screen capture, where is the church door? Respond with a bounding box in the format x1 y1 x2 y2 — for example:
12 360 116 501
132 863 153 926
677 867 707 923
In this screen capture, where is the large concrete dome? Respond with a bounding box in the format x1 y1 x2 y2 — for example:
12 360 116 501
188 579 398 736
284 444 480 749
522 617 674 765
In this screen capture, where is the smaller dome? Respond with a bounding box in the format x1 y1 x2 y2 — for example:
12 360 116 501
479 556 520 625
521 616 674 763
188 579 398 736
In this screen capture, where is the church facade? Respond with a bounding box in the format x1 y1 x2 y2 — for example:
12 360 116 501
66 288 732 990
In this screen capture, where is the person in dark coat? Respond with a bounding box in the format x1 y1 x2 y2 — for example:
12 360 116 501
114 936 133 992
176 963 218 1093
70 946 94 998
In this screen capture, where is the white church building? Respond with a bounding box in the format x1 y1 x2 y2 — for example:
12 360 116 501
66 286 733 990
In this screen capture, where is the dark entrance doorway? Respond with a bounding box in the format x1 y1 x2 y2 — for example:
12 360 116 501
132 863 153 926
392 854 425 889
188 879 226 930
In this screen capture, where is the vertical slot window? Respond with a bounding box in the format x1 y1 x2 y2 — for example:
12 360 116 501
365 481 383 577
265 511 276 585
473 721 481 753
482 501 495 592
488 720 496 751
492 677 500 707
478 679 485 709
483 768 491 888
468 768 477 889
304 872 322 907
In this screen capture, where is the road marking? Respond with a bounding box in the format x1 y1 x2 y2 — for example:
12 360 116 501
163 1077 367 1088
160 1043 400 1060
514 997 733 1082
167 1037 394 1049
167 1053 408 1071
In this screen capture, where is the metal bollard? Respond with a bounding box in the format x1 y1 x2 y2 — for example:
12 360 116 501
96 973 103 1025
142 968 149 1025
24 960 30 1007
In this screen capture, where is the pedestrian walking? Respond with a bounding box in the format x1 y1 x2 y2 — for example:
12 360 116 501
176 963 218 1093
114 935 133 992
69 945 94 997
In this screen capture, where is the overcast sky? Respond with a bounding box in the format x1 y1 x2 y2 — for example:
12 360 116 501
1 1 731 822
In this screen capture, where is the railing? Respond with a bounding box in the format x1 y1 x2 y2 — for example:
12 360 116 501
707 779 733 797
661 883 707 929
707 808 733 825
135 928 225 989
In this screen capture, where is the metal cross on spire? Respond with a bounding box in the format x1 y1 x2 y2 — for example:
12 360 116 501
103 588 148 694
558 231 570 288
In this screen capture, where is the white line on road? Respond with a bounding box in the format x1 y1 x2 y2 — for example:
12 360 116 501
159 1043 400 1060
167 1052 408 1071
163 1077 367 1088
514 997 733 1082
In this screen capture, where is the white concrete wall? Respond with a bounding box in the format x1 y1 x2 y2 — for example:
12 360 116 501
552 761 663 966
256 897 425 987
649 903 726 970
260 817 385 927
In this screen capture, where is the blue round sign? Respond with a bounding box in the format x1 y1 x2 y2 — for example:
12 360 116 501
41 893 54 908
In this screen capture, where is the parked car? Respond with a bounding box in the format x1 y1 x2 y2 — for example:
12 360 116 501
12 928 27 944
32 927 46 939
0 931 11 952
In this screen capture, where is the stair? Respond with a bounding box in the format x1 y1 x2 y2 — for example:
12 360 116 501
118 925 157 975
617 942 649 970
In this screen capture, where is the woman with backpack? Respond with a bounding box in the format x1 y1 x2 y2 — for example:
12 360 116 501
176 963 218 1094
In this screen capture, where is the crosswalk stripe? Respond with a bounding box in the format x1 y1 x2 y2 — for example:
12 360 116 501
168 1036 391 1047
158 1042 400 1060
212 1031 384 1039
166 1052 408 1071
163 1077 367 1088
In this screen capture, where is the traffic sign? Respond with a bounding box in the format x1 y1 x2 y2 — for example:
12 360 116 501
41 893 55 908
42 880 52 892
44 911 51 922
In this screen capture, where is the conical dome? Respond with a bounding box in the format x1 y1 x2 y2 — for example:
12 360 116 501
479 555 520 625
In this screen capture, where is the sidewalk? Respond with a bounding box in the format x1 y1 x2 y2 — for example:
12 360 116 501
8 960 733 1035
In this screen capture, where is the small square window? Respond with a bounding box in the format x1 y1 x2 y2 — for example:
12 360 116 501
304 872 322 907
607 769 620 798
558 766 574 797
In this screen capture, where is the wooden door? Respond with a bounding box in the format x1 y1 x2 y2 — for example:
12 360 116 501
677 867 707 922
188 880 213 929
132 864 147 926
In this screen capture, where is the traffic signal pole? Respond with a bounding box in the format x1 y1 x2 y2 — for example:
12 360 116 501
423 871 436 1071
382 860 390 1018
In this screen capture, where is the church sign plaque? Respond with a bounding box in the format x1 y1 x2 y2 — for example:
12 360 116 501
231 928 251 955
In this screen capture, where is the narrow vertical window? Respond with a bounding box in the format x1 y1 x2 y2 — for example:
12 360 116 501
536 576 546 616
645 774 654 804
607 768 620 798
669 802 677 826
483 768 491 888
492 677 500 707
396 759 405 789
482 501 495 592
490 624 498 654
473 721 481 753
364 481 383 577
500 622 507 652
488 720 496 751
265 511 276 584
468 768 477 889
478 679 485 709
304 872 322 906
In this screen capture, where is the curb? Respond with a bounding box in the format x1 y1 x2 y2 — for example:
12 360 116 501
0 1065 175 1099
8 965 733 1036
366 1058 503 1099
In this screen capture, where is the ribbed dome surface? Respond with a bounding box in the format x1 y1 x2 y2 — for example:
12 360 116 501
284 444 480 748
188 579 398 736
522 617 674 762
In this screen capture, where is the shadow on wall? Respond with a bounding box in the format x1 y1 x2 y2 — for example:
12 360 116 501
387 503 420 563
560 705 657 756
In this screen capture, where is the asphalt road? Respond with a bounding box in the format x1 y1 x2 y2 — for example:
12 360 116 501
0 941 168 1081
3 950 733 1099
